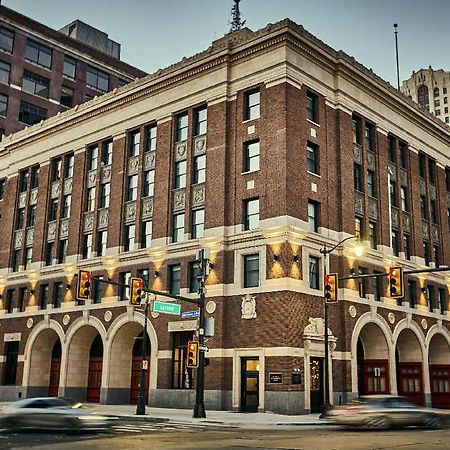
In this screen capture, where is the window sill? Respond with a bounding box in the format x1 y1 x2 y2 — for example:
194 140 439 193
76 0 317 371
242 117 260 124
307 119 320 127
307 171 321 178
241 169 259 176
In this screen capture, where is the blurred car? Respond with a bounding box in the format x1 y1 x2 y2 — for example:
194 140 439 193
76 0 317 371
328 395 447 430
0 397 115 432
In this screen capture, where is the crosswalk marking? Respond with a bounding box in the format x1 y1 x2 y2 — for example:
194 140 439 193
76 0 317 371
111 421 211 435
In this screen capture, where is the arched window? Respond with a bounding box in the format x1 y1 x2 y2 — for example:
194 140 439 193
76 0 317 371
417 85 429 109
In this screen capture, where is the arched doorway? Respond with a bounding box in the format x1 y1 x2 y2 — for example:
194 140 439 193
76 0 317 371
356 322 390 396
49 340 62 397
87 335 103 403
130 331 151 404
428 333 450 408
396 329 424 405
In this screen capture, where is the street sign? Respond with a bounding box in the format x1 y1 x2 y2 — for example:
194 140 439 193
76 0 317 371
199 345 209 352
181 310 200 319
152 301 181 315
142 360 148 370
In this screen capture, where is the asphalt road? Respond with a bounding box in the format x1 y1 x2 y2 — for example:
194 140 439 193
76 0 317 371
2 422 450 450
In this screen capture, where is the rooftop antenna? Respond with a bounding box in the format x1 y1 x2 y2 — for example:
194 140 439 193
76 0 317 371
394 23 400 90
229 0 246 33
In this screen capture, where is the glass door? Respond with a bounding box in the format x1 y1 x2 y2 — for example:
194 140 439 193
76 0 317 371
241 358 259 412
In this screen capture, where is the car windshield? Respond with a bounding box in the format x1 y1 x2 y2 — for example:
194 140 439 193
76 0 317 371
14 398 72 409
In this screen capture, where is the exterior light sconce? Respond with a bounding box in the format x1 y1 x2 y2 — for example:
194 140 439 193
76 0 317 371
27 289 34 296
66 284 71 290
273 255 279 262
154 271 160 278
350 268 356 275
421 287 427 294
293 255 299 263
208 263 214 270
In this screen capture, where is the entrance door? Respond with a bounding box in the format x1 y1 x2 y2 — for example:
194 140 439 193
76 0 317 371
310 357 324 413
397 362 424 406
362 360 389 395
87 335 103 403
430 364 450 408
48 340 61 397
241 358 259 412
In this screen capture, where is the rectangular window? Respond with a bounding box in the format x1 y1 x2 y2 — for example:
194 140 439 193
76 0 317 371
16 207 25 229
355 217 362 240
176 113 188 142
145 125 157 152
244 253 259 288
58 240 68 263
369 222 377 249
22 70 49 98
82 233 93 259
119 272 131 301
308 201 319 232
17 288 25 315
194 106 207 135
308 255 320 290
19 101 47 125
92 276 104 304
127 174 138 201
403 234 411 260
418 153 426 178
30 166 40 189
428 159 436 184
129 131 140 157
392 230 399 256
27 204 36 227
427 286 435 312
244 89 260 121
53 282 63 308
0 178 5 200
352 116 361 145
142 170 154 197
97 230 107 256
3 342 19 386
439 288 447 315
420 195 427 220
172 331 195 389
25 39 52 69
367 170 376 197
387 136 396 162
174 160 186 189
244 198 259 230
193 154 206 184
24 247 32 269
61 194 71 218
430 200 438 224
373 271 383 302
423 241 431 265
0 60 10 84
102 140 113 165
86 65 109 92
124 224 135 251
358 267 368 298
390 181 397 207
399 142 407 168
433 245 441 267
172 213 185 242
189 262 201 294
88 145 98 171
39 284 48 310
19 170 28 192
44 242 54 266
0 93 7 116
307 142 319 174
12 249 20 272
49 198 58 221
99 183 110 208
60 85 73 108
136 269 150 289
364 124 373 150
400 186 408 212
192 209 205 239
168 264 181 294
141 220 152 248
244 140 260 172
306 91 318 123
0 27 14 53
63 55 76 79
5 289 14 313
354 163 363 192
52 158 62 181
86 187 96 212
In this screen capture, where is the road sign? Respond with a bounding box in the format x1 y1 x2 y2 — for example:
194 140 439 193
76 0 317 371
152 301 181 315
181 310 200 319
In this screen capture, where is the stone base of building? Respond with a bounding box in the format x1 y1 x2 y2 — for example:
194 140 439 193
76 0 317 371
0 386 27 402
264 391 306 415
149 389 232 411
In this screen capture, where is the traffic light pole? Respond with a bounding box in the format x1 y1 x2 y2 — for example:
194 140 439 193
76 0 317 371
321 251 331 417
136 296 149 415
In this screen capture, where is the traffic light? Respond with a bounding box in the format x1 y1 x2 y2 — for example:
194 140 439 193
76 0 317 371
77 270 92 301
389 266 404 298
324 273 338 304
187 341 199 368
130 277 143 306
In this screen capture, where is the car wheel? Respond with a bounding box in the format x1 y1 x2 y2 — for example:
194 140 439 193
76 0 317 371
366 416 390 430
425 415 441 430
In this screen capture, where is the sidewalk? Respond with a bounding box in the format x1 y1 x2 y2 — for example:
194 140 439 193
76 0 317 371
83 403 330 428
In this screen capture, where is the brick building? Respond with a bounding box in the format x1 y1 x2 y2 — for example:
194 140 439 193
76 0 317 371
0 19 448 415
0 5 146 138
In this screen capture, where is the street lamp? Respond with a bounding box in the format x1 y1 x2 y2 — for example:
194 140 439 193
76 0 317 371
319 235 363 416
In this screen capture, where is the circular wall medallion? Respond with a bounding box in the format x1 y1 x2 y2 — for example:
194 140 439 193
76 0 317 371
104 311 112 322
421 319 428 330
388 312 395 324
206 301 216 314
26 318 33 329
151 311 160 319
348 305 357 318
62 314 70 326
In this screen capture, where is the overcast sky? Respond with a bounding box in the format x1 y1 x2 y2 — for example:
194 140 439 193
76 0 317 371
4 0 450 87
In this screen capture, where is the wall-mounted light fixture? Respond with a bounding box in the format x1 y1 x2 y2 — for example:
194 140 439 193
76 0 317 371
154 271 160 278
27 289 34 296
293 255 299 263
273 255 279 262
66 284 71 290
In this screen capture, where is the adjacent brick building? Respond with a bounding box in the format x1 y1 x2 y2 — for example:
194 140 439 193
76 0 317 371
0 19 448 415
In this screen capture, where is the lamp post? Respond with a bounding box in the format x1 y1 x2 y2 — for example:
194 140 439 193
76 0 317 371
319 235 362 416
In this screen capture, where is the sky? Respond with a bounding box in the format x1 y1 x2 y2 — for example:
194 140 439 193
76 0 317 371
4 0 450 87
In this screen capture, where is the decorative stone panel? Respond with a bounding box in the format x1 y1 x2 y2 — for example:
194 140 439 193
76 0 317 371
26 227 34 246
47 221 57 241
14 230 23 249
193 136 206 156
368 197 378 220
51 181 60 199
60 218 69 239
128 156 139 174
402 212 411 233
173 188 186 212
191 184 205 208
400 169 408 186
388 163 396 181
422 221 429 241
144 151 156 170
87 170 97 188
429 184 436 200
354 192 364 215
432 225 440 242
29 188 38 205
366 150 375 170
419 178 426 196
125 201 136 223
391 207 399 228
353 143 362 164
18 192 27 208
101 165 112 183
63 178 72 195
98 208 109 229
142 197 153 219
175 141 187 161
84 211 94 232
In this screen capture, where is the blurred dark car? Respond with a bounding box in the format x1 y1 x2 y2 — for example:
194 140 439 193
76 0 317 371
0 397 115 432
328 395 448 430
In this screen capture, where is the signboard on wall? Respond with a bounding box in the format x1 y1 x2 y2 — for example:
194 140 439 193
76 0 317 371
268 373 283 384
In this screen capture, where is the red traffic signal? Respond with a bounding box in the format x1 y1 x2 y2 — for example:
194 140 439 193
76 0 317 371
389 266 404 298
130 277 143 306
77 270 92 301
187 341 199 368
324 273 338 304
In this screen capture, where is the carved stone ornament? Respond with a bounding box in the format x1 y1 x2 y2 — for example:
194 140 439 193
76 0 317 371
125 201 136 222
144 151 156 170
26 227 34 246
173 189 186 212
241 293 256 319
353 143 362 164
62 315 70 326
421 318 428 330
422 221 429 241
51 181 61 199
348 305 357 318
14 230 23 249
26 318 33 329
18 192 27 209
63 178 73 195
366 150 375 170
194 136 206 155
391 207 399 228
104 311 112 322
388 312 395 324
368 198 378 220
432 225 440 242
388 163 396 181
175 142 187 161
402 212 411 233
29 188 38 205
47 221 57 241
128 156 139 174
354 192 364 215
101 166 111 183
142 197 153 219
151 311 160 319
400 169 408 186
60 218 69 238
419 178 426 196
192 184 205 208
84 211 94 232
429 184 436 200
87 170 97 188
98 208 109 229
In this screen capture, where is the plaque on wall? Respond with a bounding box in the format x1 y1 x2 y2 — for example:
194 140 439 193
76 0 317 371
268 373 283 384
291 373 301 385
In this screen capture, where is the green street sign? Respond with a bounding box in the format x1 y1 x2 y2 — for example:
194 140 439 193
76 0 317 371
152 301 181 315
